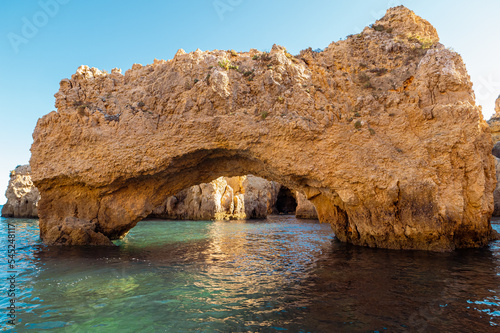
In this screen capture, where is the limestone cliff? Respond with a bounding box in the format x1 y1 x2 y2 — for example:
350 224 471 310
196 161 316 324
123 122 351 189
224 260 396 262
492 142 500 158
1 165 40 218
30 6 496 250
487 96 500 143
486 96 500 217
494 158 500 216
149 175 280 220
234 175 282 218
295 192 318 219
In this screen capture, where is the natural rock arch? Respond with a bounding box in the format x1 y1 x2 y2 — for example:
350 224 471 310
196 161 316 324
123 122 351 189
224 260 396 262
31 6 496 250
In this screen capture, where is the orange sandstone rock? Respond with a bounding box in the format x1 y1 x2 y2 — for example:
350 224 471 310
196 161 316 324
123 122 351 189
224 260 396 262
31 6 496 250
149 175 281 220
488 95 500 144
1 165 40 218
295 192 318 219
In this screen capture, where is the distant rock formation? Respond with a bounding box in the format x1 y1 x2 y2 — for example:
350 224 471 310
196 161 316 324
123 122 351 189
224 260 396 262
487 96 500 144
492 142 500 158
30 6 496 250
494 158 500 216
149 175 281 220
1 165 40 218
487 96 500 217
1 168 312 220
232 175 282 218
295 192 318 219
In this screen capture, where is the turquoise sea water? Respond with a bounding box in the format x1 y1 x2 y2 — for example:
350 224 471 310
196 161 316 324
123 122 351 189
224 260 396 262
1 208 500 332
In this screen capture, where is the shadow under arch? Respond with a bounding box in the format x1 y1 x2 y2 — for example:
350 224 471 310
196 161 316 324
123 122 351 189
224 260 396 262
94 148 331 240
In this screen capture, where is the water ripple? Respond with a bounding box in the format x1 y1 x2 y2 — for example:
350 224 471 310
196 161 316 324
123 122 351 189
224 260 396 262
0 216 499 332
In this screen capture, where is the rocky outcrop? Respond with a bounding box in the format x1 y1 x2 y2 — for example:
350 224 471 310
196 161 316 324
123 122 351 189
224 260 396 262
492 142 500 158
149 175 280 220
232 175 282 218
149 180 223 220
494 158 500 216
487 96 500 217
488 119 500 145
30 6 496 250
295 192 318 219
42 217 113 245
1 165 40 218
487 96 500 144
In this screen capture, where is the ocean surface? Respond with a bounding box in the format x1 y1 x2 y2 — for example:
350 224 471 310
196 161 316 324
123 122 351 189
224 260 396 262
1 207 500 332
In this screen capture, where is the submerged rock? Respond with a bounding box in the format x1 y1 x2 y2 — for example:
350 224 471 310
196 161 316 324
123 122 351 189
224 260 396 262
31 6 496 250
1 165 40 218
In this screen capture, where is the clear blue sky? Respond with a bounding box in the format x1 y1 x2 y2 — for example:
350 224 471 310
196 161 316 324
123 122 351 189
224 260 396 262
1 0 499 204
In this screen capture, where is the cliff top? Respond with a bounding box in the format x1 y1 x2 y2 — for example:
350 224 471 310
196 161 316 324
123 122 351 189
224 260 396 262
372 6 439 44
11 164 31 176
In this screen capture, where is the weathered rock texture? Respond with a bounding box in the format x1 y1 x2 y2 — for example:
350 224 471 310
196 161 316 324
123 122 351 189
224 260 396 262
149 175 280 220
2 165 40 218
492 142 500 159
295 192 318 219
31 6 496 250
493 143 500 217
494 158 500 216
487 96 500 144
487 96 500 217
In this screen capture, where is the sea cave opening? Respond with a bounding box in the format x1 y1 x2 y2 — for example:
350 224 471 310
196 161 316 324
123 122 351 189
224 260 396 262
146 175 315 222
275 186 298 215
92 149 323 243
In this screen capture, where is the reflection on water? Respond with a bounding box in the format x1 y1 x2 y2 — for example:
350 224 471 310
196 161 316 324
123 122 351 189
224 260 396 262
1 215 500 332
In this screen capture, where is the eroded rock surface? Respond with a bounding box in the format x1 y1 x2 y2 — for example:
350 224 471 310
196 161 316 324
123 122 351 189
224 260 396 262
492 142 500 158
487 96 500 144
31 6 496 250
149 175 280 220
2 165 40 218
295 192 318 219
42 217 113 246
487 96 500 217
494 158 500 217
